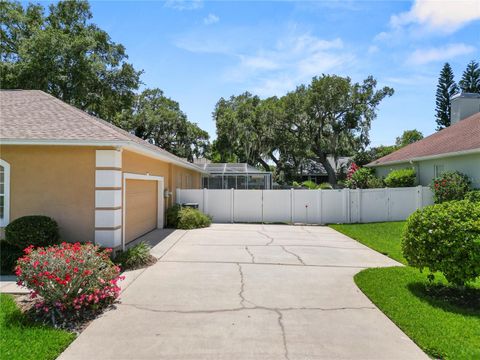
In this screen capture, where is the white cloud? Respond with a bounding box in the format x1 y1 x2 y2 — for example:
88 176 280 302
174 28 353 96
164 0 203 11
203 13 219 25
407 43 476 65
391 0 480 33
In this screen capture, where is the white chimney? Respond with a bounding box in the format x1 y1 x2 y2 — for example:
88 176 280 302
451 93 480 125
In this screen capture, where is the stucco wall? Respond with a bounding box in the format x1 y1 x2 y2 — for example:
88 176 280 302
373 153 480 188
121 150 201 208
0 145 98 242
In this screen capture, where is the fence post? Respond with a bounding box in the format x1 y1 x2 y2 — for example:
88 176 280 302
317 190 322 225
202 188 208 214
290 188 294 224
416 185 423 209
230 188 234 223
386 188 391 221
358 189 362 223
343 188 349 223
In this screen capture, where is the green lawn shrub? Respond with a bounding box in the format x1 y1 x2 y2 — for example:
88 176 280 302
177 207 212 230
0 241 23 274
317 182 333 189
5 215 60 250
384 168 416 187
403 200 480 286
166 204 182 228
465 190 480 203
430 171 471 203
115 242 155 270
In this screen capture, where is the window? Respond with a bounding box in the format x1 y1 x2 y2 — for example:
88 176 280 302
0 160 10 227
434 164 444 178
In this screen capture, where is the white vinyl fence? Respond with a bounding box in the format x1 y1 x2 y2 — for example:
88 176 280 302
176 186 434 224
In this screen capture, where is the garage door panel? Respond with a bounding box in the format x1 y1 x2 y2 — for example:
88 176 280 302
125 180 157 243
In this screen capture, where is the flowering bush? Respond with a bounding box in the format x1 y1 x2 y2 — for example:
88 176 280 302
402 200 480 286
347 162 360 179
430 171 471 203
345 167 383 189
15 242 124 326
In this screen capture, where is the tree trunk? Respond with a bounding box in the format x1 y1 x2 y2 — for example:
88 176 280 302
258 158 271 172
318 154 337 186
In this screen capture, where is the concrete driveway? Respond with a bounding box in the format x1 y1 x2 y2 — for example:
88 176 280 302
59 224 427 360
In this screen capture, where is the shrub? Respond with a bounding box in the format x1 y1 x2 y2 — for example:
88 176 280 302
166 204 182 228
465 190 480 203
15 242 123 326
384 168 416 187
115 242 156 270
301 180 318 189
430 171 471 203
177 207 212 230
317 182 333 190
5 216 60 249
345 168 383 189
402 200 480 286
0 241 23 274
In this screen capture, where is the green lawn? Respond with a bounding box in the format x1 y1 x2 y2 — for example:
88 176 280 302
330 221 407 264
0 294 75 360
330 221 480 360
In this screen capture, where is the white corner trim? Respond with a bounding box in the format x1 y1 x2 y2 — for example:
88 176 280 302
95 228 122 248
95 190 122 208
122 172 165 251
95 170 122 188
0 159 10 227
95 208 122 228
96 149 122 168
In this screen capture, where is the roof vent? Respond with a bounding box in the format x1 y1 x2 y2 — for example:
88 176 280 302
451 92 480 124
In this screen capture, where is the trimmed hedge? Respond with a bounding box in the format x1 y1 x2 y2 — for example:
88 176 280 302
384 168 416 187
402 200 480 286
5 215 60 250
177 208 212 230
166 205 211 230
465 190 480 203
0 241 23 274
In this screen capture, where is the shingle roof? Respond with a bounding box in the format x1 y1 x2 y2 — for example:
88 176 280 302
368 112 480 167
0 90 201 171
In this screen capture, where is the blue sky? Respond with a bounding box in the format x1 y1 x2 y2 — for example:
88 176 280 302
88 0 479 147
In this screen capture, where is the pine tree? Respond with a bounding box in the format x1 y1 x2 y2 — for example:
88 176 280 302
459 60 480 93
435 63 458 130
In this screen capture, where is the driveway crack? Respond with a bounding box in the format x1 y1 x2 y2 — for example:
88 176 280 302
280 246 306 265
237 263 256 308
258 231 275 245
274 309 290 360
245 246 255 263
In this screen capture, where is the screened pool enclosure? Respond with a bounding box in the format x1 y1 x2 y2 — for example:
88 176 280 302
198 163 272 190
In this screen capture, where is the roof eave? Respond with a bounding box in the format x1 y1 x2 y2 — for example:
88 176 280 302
366 147 480 167
0 138 207 174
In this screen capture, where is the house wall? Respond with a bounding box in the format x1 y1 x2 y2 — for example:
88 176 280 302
373 152 480 188
121 149 201 208
0 145 100 242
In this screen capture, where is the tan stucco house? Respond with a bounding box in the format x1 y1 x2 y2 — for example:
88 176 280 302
0 90 204 249
367 97 480 188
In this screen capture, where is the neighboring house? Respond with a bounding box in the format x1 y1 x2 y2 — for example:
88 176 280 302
298 157 351 184
0 90 204 249
195 161 273 189
367 93 480 188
